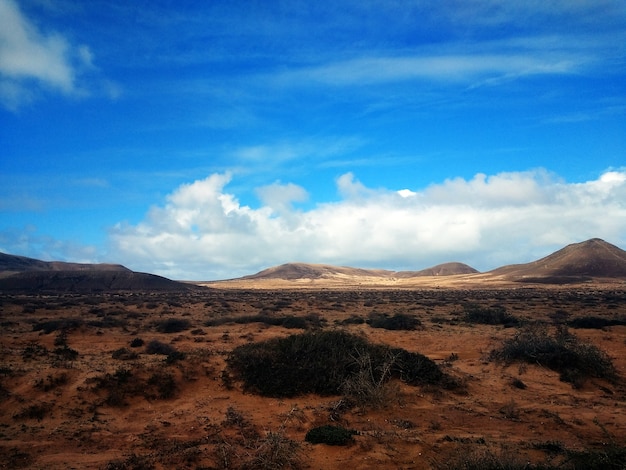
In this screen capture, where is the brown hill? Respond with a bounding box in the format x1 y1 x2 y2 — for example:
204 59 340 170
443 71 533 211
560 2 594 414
0 252 129 277
491 238 626 283
0 252 200 293
241 261 478 282
242 263 392 280
398 262 479 277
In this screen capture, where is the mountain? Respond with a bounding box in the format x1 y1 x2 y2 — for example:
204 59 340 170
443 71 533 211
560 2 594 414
491 238 626 283
0 252 130 277
397 262 479 277
0 252 200 293
241 261 478 282
241 263 392 280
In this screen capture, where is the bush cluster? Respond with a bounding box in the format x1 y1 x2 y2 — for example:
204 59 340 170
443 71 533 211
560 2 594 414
206 313 323 329
154 318 191 333
89 367 178 406
489 324 616 386
226 330 445 398
366 312 422 330
567 316 626 329
305 425 356 446
463 304 519 327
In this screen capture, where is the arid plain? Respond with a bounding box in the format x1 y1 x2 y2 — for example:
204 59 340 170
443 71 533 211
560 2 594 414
1 240 626 469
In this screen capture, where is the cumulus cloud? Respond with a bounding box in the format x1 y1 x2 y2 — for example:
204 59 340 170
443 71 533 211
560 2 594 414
0 0 98 109
108 169 626 280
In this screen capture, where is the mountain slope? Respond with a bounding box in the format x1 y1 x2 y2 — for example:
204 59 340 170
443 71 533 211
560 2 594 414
398 262 479 278
0 252 129 277
0 252 199 293
491 238 626 282
241 261 478 281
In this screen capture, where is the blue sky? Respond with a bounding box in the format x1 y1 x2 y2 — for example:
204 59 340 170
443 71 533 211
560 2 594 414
1 0 625 280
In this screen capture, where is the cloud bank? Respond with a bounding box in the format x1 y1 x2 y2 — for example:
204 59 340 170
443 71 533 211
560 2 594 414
109 169 626 280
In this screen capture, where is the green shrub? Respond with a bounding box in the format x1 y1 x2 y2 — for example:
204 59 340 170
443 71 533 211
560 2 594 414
145 340 176 356
367 312 422 330
129 338 144 348
154 318 191 333
226 330 444 398
33 318 83 334
463 304 519 327
206 313 320 329
568 316 626 329
305 425 356 446
112 348 139 360
489 325 616 386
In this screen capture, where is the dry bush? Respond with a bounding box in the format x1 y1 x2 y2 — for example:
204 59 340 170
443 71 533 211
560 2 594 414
489 324 617 387
226 330 446 398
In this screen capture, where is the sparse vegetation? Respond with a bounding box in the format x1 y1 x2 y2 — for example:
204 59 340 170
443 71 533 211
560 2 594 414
2 288 626 469
226 330 446 397
154 317 191 333
463 304 519 327
366 311 422 330
305 425 357 446
489 324 617 386
145 339 176 355
206 313 324 329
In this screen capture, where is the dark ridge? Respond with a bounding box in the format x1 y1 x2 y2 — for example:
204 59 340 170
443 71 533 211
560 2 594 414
0 270 200 293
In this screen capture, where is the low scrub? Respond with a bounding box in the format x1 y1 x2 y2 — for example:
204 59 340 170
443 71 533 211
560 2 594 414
567 316 626 329
366 312 422 330
206 313 322 329
489 324 616 386
463 304 519 327
305 425 357 446
32 318 83 334
226 330 446 398
154 318 191 333
89 367 178 406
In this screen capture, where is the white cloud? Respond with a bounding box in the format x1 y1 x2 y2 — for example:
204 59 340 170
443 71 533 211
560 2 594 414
109 168 626 280
274 53 584 89
0 0 98 109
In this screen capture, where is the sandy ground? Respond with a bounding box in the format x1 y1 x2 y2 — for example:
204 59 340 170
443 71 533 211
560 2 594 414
1 286 625 469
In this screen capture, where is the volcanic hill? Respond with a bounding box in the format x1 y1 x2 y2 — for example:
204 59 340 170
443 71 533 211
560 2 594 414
0 252 199 293
490 238 626 283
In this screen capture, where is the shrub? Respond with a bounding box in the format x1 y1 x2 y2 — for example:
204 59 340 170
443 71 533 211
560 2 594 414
34 373 68 392
154 318 191 333
129 338 144 348
367 312 422 330
568 316 626 329
206 313 320 329
226 330 444 398
13 402 52 421
243 431 304 470
112 348 139 360
463 304 519 327
145 340 176 356
53 345 79 361
489 325 616 386
147 371 177 399
32 318 83 334
305 425 356 446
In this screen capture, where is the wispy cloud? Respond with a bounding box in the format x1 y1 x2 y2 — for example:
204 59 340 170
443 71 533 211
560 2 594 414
109 168 626 280
0 0 106 109
276 53 584 88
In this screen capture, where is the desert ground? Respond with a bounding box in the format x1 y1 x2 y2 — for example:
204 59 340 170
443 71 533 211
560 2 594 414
1 285 625 469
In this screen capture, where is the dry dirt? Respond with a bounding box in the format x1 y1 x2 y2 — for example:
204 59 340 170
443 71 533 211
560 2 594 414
1 285 625 469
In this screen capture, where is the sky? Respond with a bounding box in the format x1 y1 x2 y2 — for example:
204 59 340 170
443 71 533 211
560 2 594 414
1 0 625 281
